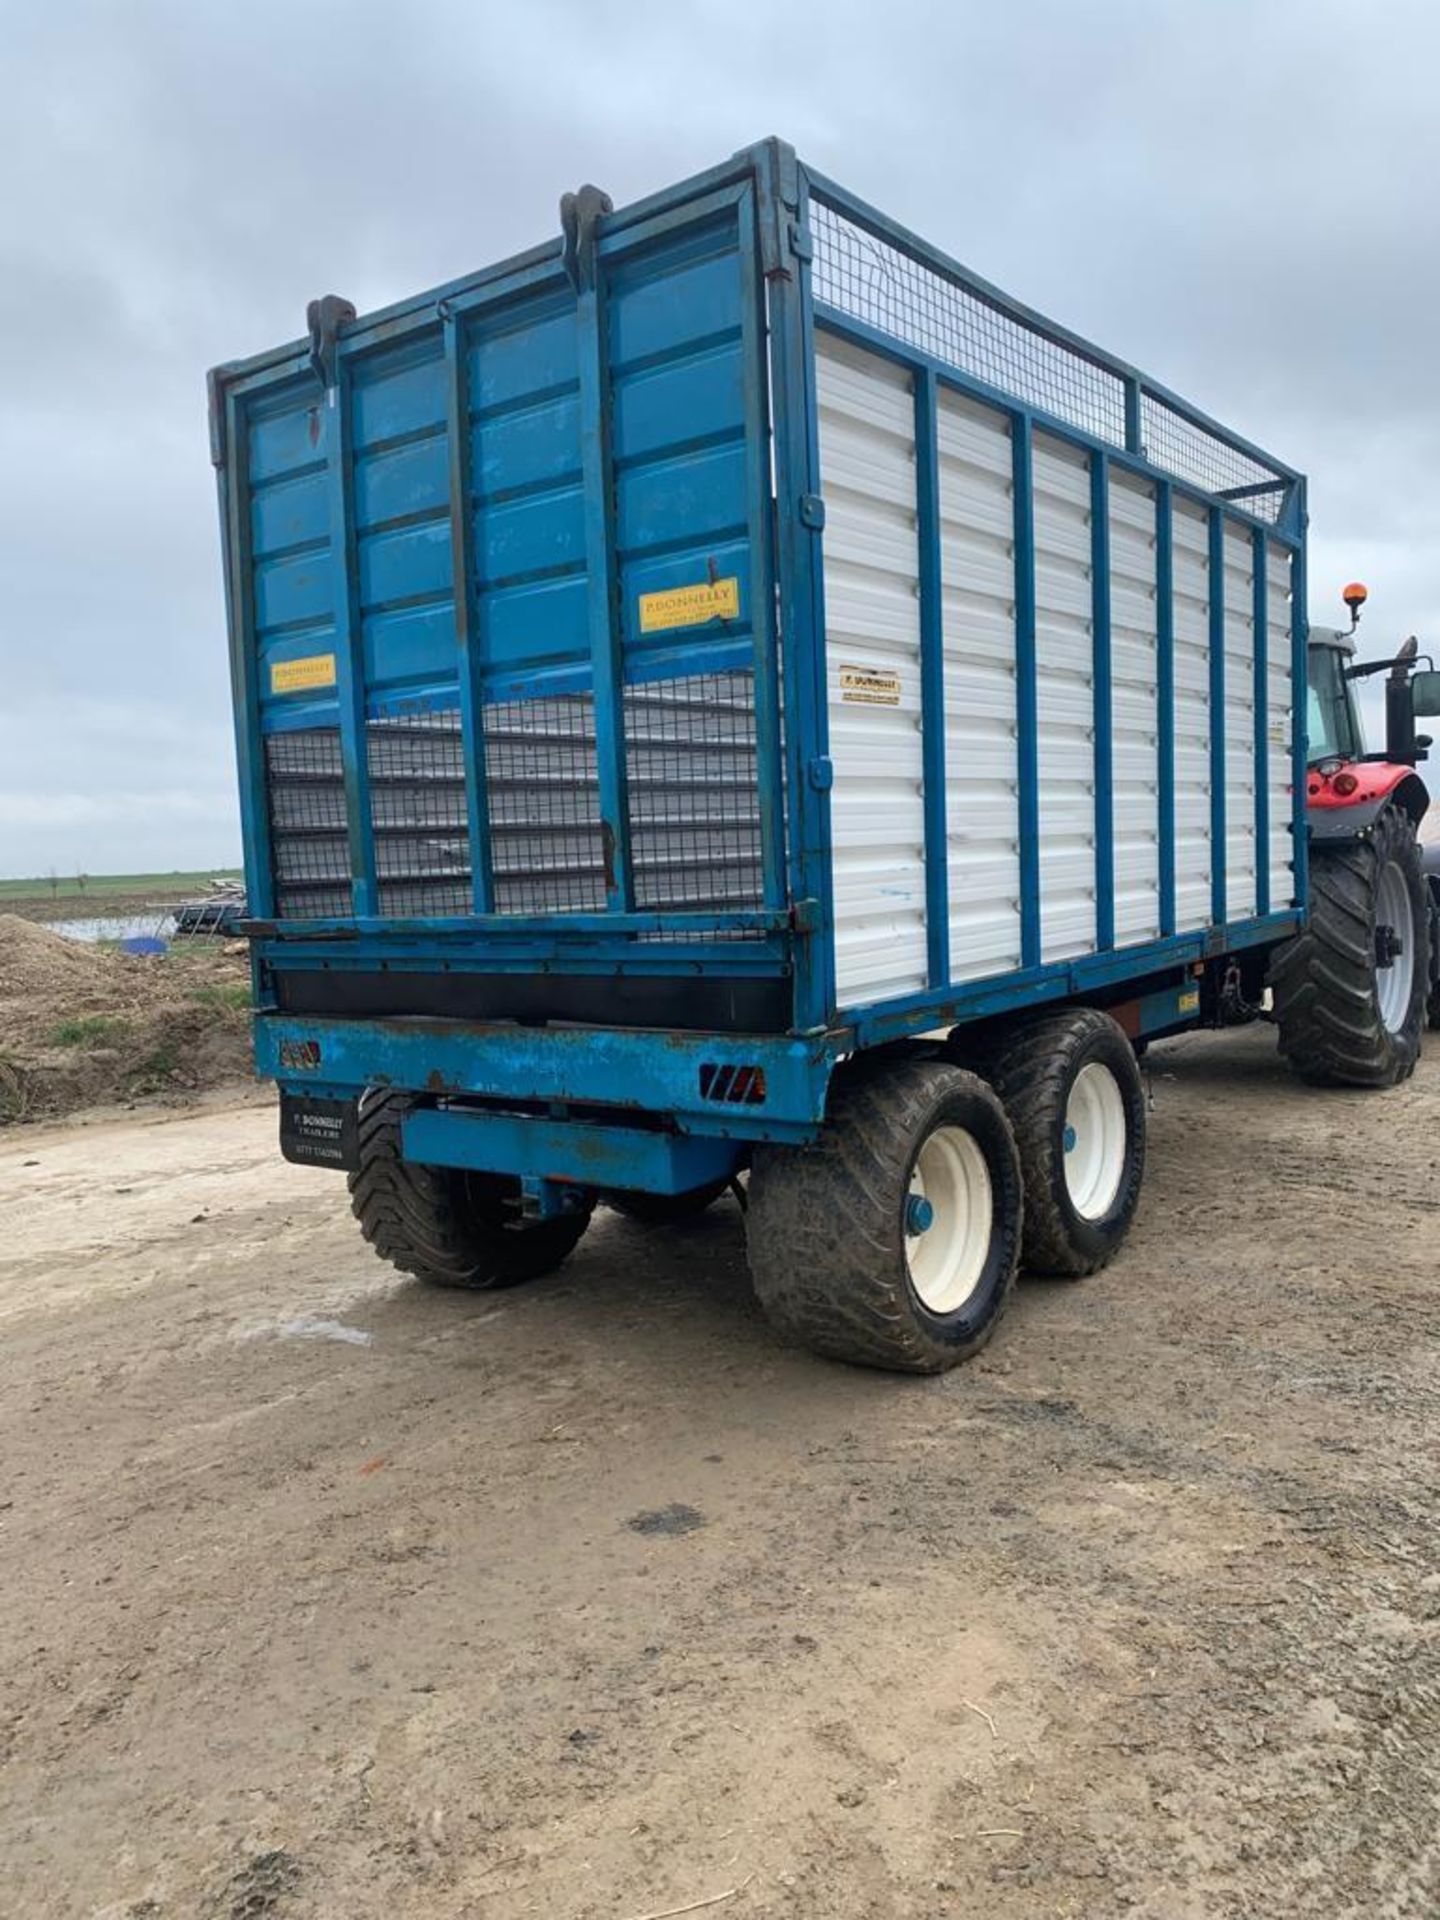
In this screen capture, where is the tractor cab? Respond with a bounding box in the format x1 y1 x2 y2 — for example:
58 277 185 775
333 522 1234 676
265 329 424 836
1306 624 1363 766
1306 582 1440 776
1303 586 1434 837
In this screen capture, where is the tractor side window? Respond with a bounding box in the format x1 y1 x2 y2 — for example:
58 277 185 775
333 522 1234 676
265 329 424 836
1306 647 1359 763
1307 686 1338 759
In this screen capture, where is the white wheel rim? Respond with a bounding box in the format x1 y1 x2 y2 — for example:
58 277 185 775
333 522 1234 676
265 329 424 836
1375 860 1416 1036
906 1125 993 1316
1063 1062 1128 1221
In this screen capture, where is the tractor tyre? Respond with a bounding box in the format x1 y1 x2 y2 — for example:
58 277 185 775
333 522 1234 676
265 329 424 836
608 1180 730 1225
746 1059 1022 1374
1271 804 1427 1087
1424 860 1440 1031
348 1091 591 1289
980 1007 1148 1279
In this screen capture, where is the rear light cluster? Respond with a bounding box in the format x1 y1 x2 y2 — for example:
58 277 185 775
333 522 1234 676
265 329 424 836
699 1062 767 1105
1308 768 1360 799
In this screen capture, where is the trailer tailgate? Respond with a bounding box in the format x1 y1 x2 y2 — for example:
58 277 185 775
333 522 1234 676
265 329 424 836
211 161 788 1005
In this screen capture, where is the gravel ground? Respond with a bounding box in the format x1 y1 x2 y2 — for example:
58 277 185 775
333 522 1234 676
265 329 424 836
0 1026 1436 1920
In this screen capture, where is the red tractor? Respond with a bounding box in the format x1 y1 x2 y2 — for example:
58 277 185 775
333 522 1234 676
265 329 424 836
1272 584 1440 1085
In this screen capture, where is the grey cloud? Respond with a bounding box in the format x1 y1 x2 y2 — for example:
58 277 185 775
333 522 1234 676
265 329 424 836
2 0 1436 873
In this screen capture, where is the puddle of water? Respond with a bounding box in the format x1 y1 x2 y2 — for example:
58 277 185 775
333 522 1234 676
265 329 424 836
236 1315 375 1348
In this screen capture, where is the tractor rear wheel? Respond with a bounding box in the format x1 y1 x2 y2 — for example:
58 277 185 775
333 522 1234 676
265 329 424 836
1271 804 1427 1087
348 1091 592 1289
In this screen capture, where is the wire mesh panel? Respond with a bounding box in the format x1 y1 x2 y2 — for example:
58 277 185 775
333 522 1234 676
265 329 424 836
482 693 607 914
263 683 769 924
624 670 764 913
810 192 1289 526
1139 396 1285 524
811 197 1127 445
264 728 351 919
367 706 473 917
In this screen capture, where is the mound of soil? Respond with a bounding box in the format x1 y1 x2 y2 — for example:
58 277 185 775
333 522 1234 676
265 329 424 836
0 916 254 1124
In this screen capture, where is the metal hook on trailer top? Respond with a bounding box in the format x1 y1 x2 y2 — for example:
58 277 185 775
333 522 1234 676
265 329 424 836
559 184 613 293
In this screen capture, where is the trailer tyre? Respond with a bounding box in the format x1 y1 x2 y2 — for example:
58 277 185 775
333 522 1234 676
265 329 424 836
607 1180 730 1225
979 1008 1147 1279
746 1060 1022 1374
348 1092 591 1289
1271 804 1427 1087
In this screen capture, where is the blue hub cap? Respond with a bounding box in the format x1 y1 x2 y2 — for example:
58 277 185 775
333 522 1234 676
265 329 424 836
905 1193 935 1235
1063 1123 1078 1153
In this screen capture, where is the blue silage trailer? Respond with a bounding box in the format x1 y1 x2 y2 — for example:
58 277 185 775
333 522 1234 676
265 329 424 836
210 138 1339 1372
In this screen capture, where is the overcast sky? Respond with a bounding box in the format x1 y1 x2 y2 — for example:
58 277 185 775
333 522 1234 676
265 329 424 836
2 0 1436 878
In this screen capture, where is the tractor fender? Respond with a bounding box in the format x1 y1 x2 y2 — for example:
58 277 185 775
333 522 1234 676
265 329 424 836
1306 767 1429 846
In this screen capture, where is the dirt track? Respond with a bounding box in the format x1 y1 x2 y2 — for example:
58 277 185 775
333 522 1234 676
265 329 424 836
1 1028 1437 1920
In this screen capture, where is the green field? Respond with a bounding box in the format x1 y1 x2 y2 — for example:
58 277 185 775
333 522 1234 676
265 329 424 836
0 870 242 904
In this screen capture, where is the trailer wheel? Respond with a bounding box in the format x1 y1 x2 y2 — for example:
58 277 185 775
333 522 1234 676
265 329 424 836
745 1059 1022 1373
607 1180 730 1225
1271 804 1427 1087
348 1092 591 1289
978 1008 1147 1279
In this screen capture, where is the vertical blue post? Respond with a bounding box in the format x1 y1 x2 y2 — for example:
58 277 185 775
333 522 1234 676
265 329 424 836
1013 414 1041 968
218 388 275 920
1252 526 1270 918
915 368 949 988
574 269 632 910
443 311 494 913
1208 506 1227 928
1290 482 1309 915
761 144 835 1030
325 365 377 918
1091 452 1115 950
737 192 786 913
1155 482 1176 938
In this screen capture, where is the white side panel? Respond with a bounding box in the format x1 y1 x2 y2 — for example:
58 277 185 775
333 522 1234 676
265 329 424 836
1265 543 1297 907
816 333 927 1004
1222 523 1257 919
1033 432 1096 962
936 391 1021 979
1171 499 1212 930
1108 470 1161 944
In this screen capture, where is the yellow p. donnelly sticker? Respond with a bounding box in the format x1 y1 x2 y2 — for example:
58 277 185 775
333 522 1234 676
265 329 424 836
271 652 338 695
638 576 740 634
839 664 902 706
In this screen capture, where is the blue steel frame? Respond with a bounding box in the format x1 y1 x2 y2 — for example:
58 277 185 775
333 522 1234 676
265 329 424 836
211 138 1310 1167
